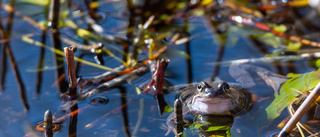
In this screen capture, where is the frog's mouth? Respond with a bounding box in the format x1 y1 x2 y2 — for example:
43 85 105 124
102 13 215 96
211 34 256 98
189 95 233 115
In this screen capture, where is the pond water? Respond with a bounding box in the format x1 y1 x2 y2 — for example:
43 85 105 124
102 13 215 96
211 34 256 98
0 0 319 137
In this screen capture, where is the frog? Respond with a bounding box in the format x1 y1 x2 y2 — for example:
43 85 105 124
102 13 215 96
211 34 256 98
165 81 252 135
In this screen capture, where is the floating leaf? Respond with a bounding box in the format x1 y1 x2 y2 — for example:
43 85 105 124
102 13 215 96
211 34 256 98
266 69 320 120
135 87 142 95
77 28 91 37
64 19 78 29
194 9 205 16
255 32 282 48
287 41 301 51
201 0 214 5
190 121 231 137
310 59 320 68
17 0 49 6
272 24 287 33
189 121 210 131
206 126 231 137
163 105 173 113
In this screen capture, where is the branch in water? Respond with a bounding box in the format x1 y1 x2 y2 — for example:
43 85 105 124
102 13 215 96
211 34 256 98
278 81 320 137
64 46 78 98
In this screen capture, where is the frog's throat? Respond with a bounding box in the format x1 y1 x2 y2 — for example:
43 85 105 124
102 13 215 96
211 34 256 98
188 94 233 115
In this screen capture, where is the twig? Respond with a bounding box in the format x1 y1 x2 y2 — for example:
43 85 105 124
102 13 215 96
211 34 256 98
48 0 60 29
131 15 155 61
64 46 77 97
80 65 149 100
84 0 98 20
82 45 168 88
278 81 320 137
209 52 320 67
142 59 169 115
154 59 169 115
68 104 78 137
288 101 313 135
174 99 184 137
44 110 53 137
49 0 67 94
60 46 167 103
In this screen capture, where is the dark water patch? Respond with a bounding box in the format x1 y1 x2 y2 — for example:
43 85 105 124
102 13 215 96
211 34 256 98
89 96 109 106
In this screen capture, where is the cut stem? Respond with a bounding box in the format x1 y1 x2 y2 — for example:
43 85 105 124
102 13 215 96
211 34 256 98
64 46 78 97
278 81 320 137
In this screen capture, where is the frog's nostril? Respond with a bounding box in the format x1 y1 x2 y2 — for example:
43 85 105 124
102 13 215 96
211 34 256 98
208 92 215 97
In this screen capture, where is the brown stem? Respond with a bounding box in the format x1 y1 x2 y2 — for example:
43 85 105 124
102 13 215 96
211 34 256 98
142 59 169 115
48 0 60 29
44 110 53 137
49 0 67 93
51 28 67 94
68 104 78 137
84 0 98 19
64 46 77 97
278 81 320 137
174 99 183 136
84 46 167 88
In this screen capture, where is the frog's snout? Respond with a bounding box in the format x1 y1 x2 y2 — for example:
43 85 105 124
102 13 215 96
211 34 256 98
206 88 225 97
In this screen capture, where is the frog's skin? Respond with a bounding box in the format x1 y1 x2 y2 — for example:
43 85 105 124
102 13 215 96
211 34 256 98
165 81 252 135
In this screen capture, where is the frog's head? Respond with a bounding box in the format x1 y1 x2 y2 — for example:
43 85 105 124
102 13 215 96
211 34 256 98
195 81 231 98
187 81 250 116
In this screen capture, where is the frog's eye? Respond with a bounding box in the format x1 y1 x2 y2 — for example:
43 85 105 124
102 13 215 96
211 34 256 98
197 81 207 92
197 84 202 90
218 81 229 91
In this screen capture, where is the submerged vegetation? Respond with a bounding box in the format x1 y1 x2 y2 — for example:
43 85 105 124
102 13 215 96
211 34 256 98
1 0 320 136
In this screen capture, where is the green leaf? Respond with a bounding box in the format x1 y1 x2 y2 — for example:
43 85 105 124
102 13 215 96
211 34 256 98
310 59 320 68
189 121 210 131
206 126 231 132
257 33 282 48
272 24 287 33
77 28 91 37
17 0 49 6
287 41 302 51
206 126 231 137
266 69 320 120
135 87 142 95
189 121 231 137
163 105 173 113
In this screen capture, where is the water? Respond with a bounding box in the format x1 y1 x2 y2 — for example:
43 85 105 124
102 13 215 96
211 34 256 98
0 0 319 137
